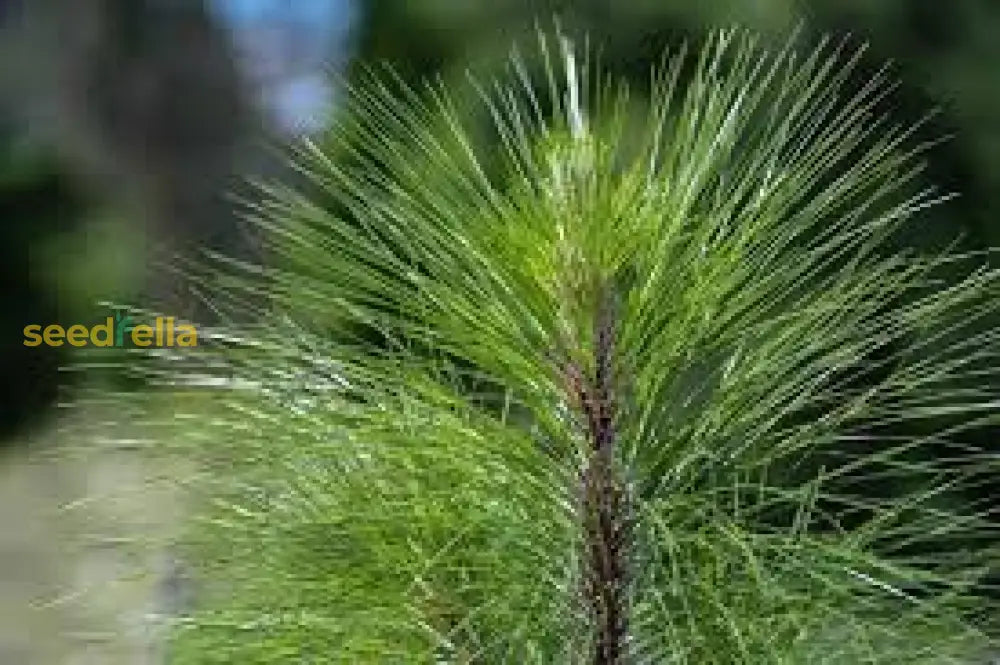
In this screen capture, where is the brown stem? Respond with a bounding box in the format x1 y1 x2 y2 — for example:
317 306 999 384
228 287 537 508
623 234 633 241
567 286 630 664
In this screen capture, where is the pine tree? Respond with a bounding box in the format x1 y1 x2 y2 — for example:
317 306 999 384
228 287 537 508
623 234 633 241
142 30 998 663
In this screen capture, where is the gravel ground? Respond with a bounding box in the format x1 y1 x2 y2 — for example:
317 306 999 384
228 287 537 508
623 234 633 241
2 413 996 664
0 413 187 665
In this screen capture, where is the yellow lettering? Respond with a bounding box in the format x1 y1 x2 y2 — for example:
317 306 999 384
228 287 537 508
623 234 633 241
23 325 42 347
132 324 153 347
66 324 89 347
91 317 113 347
176 325 198 347
43 324 65 346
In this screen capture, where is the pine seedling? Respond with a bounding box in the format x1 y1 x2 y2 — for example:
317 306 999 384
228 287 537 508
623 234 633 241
135 29 999 663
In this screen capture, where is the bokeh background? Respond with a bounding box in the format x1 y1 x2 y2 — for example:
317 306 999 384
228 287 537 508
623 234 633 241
2 1 998 662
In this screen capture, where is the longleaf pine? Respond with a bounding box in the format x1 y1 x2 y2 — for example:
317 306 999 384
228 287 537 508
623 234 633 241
137 30 999 663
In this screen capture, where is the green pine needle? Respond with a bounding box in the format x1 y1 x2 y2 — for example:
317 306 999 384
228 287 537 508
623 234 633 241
116 28 999 663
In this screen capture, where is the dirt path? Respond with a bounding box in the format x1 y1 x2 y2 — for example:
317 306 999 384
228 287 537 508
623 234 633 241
0 413 186 664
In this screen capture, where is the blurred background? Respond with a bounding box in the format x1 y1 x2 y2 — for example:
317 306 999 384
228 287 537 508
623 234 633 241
1 1 998 662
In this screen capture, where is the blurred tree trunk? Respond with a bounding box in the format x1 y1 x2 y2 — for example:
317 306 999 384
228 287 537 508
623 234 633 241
0 0 257 438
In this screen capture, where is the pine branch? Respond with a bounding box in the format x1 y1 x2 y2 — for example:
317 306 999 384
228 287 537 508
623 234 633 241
98 27 1000 663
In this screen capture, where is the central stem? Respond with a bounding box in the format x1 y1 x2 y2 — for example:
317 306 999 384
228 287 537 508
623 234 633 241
569 286 630 664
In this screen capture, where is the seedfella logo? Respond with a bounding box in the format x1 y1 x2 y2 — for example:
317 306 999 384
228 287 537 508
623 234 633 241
24 311 197 348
